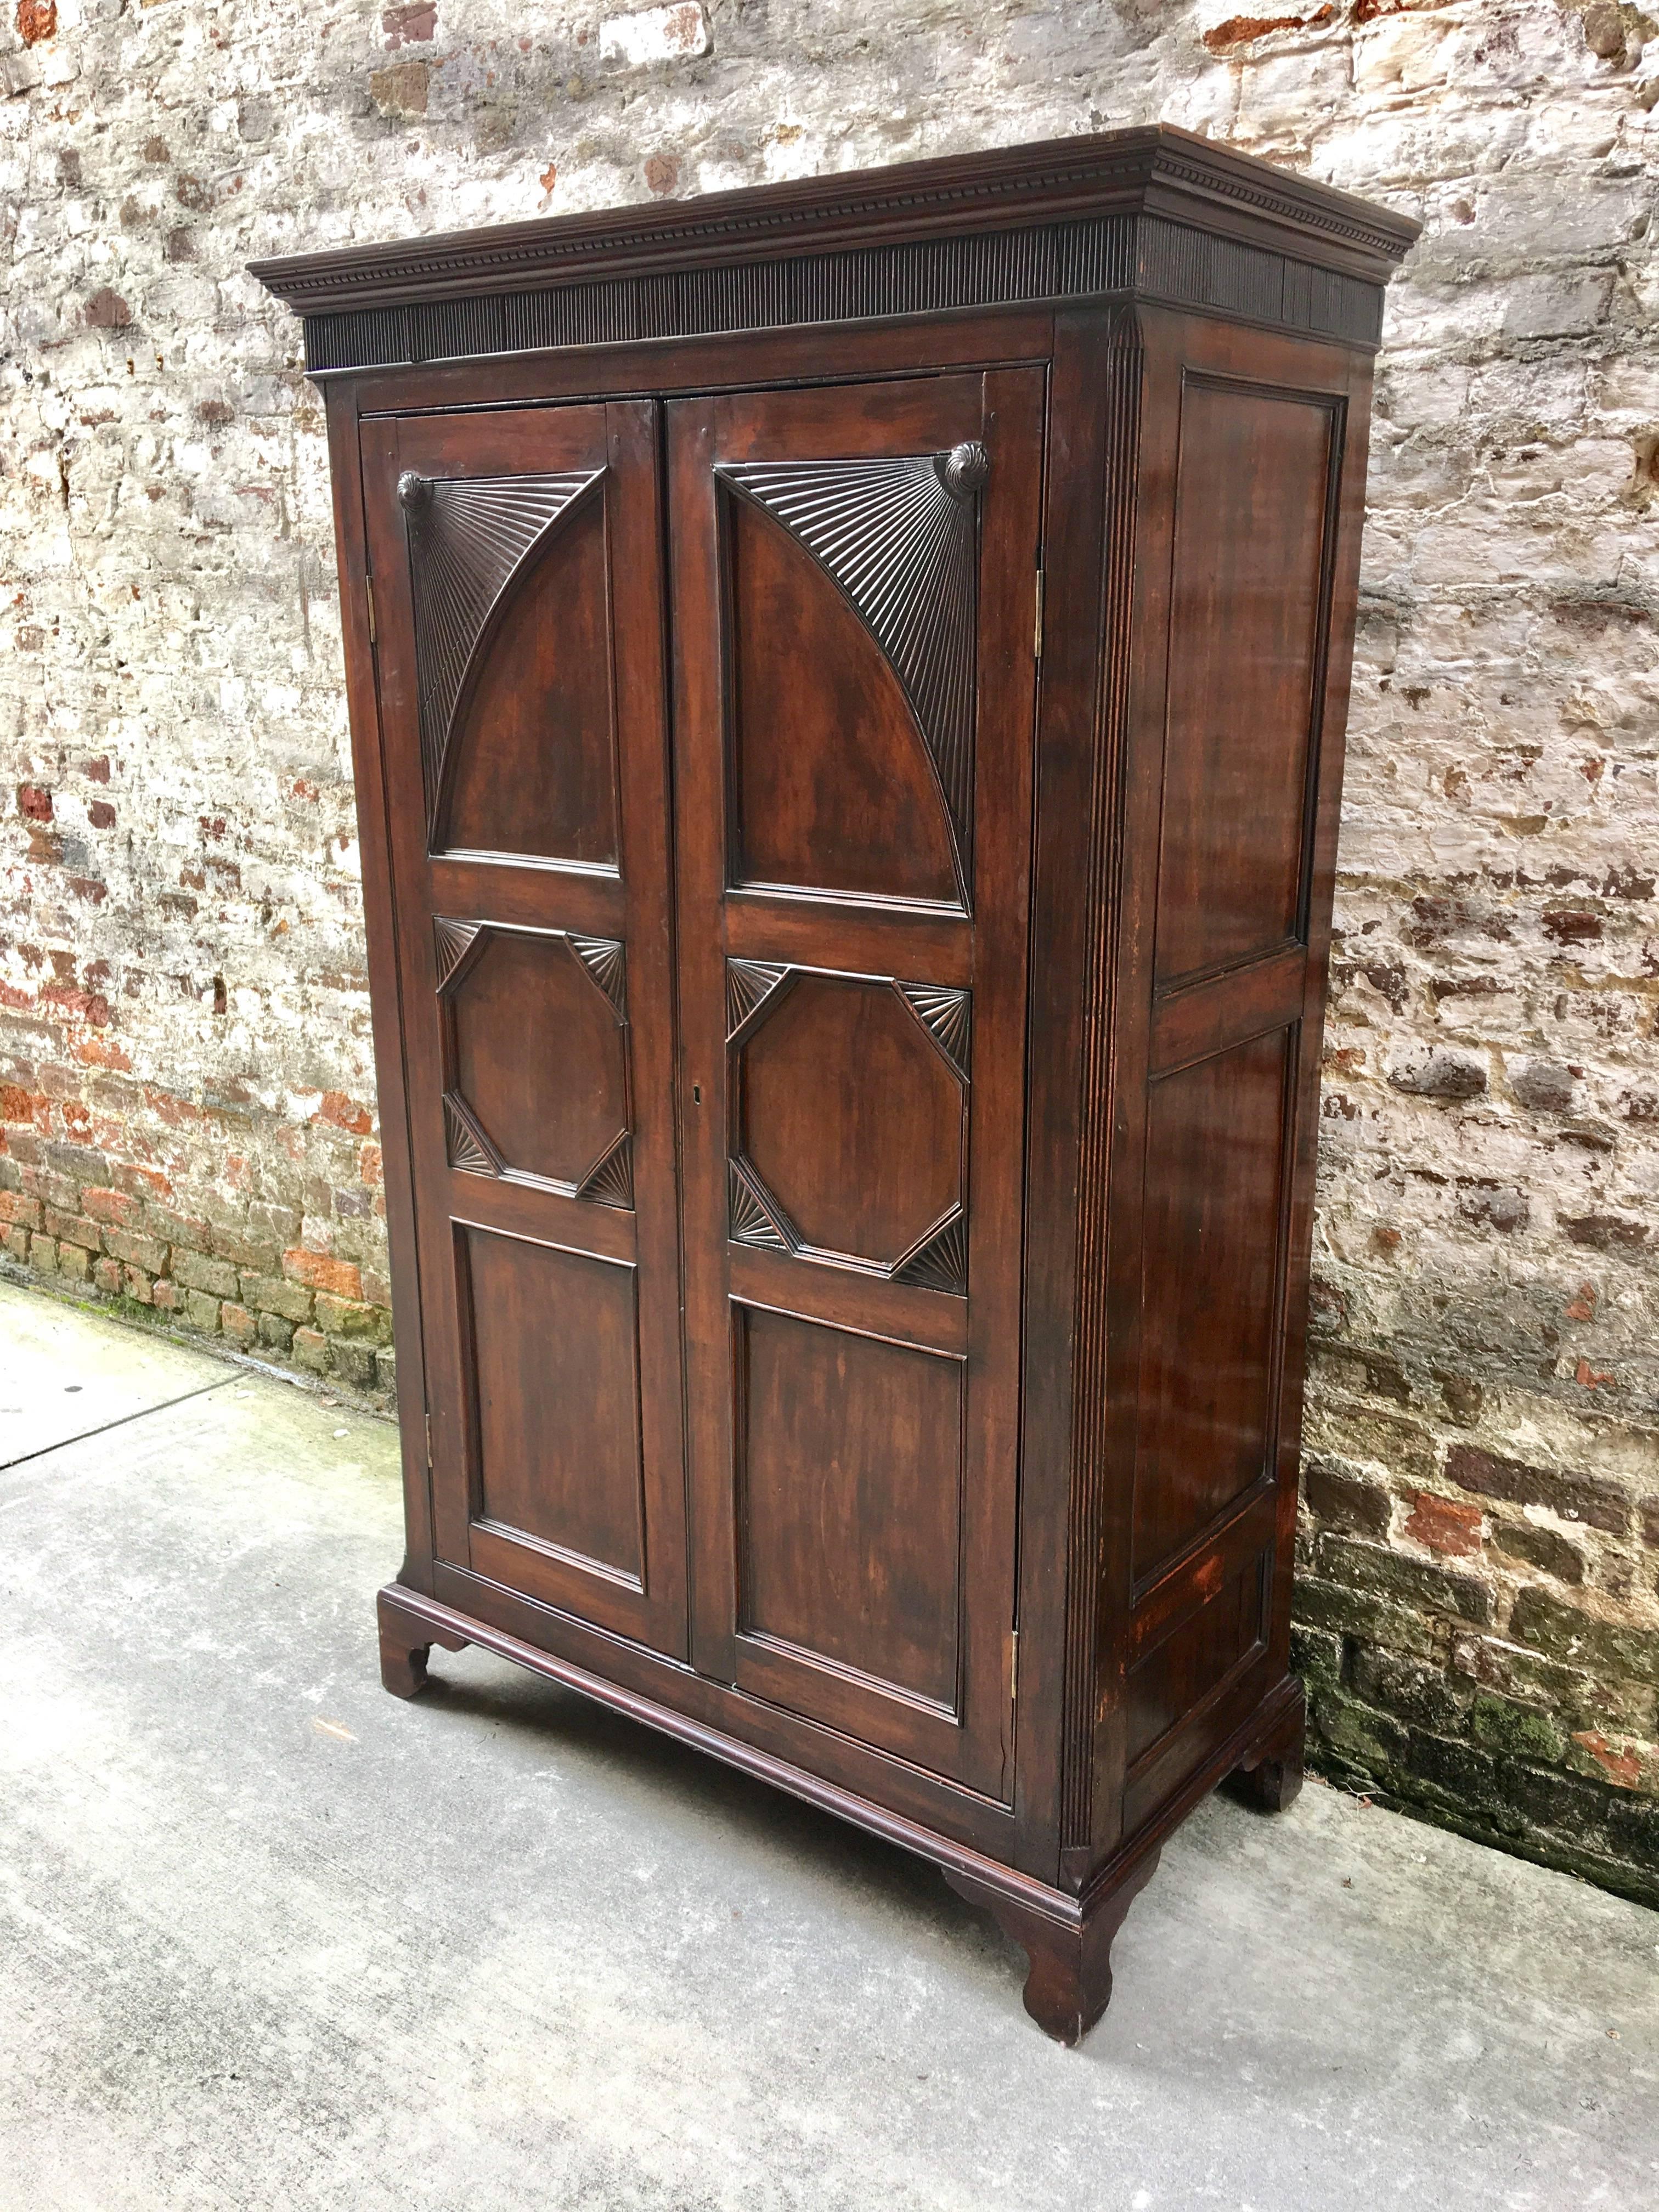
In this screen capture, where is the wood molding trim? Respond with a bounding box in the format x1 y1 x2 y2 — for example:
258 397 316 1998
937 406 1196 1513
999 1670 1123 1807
250 128 1418 376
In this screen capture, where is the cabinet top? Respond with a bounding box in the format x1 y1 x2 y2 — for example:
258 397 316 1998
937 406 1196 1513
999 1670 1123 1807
250 125 1420 377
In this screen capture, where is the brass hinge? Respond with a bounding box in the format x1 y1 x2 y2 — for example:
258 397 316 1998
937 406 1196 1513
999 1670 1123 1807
1034 569 1044 661
424 1410 432 1468
364 573 377 646
1009 1627 1020 1704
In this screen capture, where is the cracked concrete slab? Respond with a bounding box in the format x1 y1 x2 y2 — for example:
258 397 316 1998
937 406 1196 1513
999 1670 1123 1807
0 1281 232 1469
1 1292 1655 2210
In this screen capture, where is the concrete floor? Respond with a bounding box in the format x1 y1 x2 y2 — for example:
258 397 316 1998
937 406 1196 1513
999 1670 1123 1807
1 1284 1656 2212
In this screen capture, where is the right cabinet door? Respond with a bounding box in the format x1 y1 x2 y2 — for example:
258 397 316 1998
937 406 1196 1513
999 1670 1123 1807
668 370 1043 1800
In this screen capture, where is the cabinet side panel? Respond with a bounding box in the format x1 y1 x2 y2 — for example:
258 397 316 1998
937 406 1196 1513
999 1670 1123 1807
1081 312 1379 1877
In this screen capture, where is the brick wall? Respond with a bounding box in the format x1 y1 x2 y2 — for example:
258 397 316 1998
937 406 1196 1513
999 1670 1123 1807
1 0 1655 1900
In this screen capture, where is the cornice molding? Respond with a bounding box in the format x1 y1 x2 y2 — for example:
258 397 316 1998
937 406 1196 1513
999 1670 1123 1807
249 126 1419 319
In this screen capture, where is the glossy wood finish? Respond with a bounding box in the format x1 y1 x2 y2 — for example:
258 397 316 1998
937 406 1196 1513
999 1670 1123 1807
360 399 689 1655
669 370 1041 1798
267 133 1414 2044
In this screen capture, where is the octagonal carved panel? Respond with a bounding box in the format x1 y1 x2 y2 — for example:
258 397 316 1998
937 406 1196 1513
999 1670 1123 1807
436 919 631 1205
728 966 968 1289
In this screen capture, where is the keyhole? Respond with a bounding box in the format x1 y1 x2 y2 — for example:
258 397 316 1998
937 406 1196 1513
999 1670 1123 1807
692 1084 702 1104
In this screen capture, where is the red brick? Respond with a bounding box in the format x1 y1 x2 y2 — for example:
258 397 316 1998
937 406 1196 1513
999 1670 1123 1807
43 1206 102 1251
82 1184 143 1227
283 1247 363 1301
92 1256 123 1295
104 1226 168 1273
0 1190 42 1231
151 1279 183 1312
292 1325 329 1373
316 1091 374 1136
122 1264 154 1304
1406 1491 1483 1558
16 783 52 821
221 1302 258 1347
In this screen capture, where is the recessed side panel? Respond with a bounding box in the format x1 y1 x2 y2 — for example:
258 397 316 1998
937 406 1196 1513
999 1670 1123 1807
736 1304 966 1713
1154 380 1338 984
1121 1552 1269 1833
442 495 620 864
1131 1031 1292 1581
1126 1556 1266 1771
724 487 962 905
460 1224 645 1585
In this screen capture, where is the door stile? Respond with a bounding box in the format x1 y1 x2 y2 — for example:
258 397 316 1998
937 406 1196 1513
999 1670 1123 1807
665 400 740 1686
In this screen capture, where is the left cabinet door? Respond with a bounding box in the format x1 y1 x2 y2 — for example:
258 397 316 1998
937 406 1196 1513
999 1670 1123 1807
362 401 688 1657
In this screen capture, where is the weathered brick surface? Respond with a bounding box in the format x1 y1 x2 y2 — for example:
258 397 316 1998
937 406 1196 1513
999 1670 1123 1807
1 0 1656 1892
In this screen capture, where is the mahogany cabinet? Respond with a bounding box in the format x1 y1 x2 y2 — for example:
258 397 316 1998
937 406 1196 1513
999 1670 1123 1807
252 129 1415 2041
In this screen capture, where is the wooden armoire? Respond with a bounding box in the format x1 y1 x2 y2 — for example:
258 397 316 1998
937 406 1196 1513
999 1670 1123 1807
252 129 1415 2041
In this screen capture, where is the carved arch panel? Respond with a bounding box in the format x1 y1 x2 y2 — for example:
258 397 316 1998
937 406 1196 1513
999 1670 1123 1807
398 468 611 856
719 447 987 907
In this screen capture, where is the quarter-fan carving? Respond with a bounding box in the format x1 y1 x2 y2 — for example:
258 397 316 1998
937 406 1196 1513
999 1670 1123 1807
726 959 789 1037
899 983 971 1081
433 916 483 990
893 1208 968 1295
568 934 627 1021
575 1131 634 1210
729 1158 794 1250
399 468 605 833
719 453 984 893
444 1093 500 1177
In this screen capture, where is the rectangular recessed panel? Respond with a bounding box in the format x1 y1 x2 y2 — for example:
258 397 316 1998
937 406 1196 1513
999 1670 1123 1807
1132 1030 1291 1580
1127 1554 1266 1769
736 1305 964 1709
461 1226 644 1581
1155 380 1336 983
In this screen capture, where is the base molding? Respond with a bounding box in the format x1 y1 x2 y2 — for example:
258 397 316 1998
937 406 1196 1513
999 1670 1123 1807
375 1582 1307 2042
945 1842 1163 2044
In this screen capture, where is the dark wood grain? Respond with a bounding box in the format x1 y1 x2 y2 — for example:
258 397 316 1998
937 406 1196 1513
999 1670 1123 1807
360 397 689 1658
1132 1030 1294 1579
1154 377 1340 985
726 495 961 905
273 133 1410 2042
737 1305 966 1714
736 974 964 1268
668 365 1041 1801
441 494 619 864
